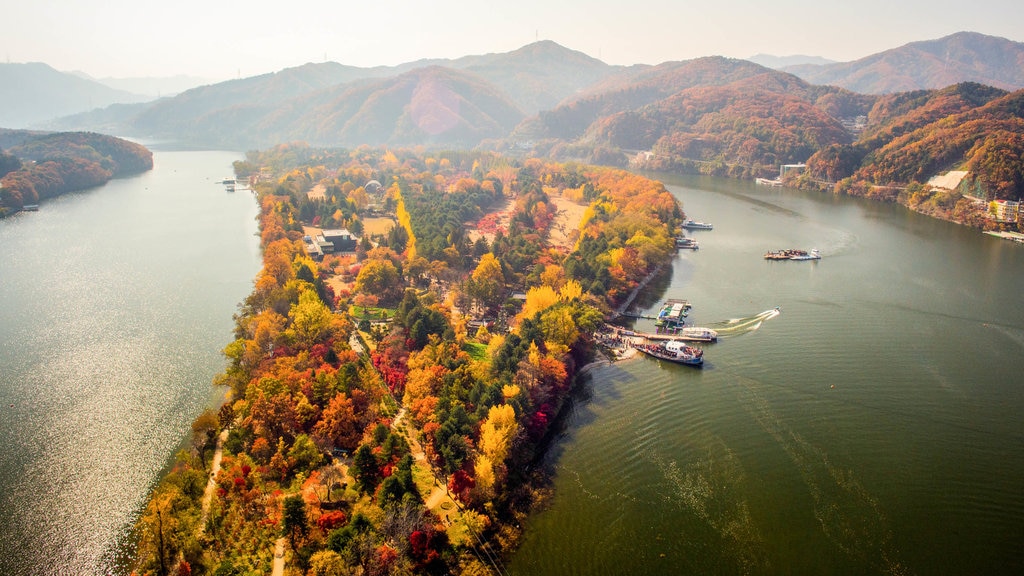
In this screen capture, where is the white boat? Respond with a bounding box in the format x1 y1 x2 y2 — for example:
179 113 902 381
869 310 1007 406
679 327 718 342
676 237 699 250
682 220 713 230
789 248 820 260
635 339 704 367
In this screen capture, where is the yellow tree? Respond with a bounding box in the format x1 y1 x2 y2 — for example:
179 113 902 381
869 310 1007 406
289 289 333 346
478 404 518 464
470 253 505 312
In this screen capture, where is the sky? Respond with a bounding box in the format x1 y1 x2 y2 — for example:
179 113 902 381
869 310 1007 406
5 0 1023 81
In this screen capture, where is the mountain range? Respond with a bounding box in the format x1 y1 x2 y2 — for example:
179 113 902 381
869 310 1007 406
4 32 1024 202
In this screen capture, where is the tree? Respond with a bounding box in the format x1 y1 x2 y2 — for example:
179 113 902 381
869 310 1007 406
308 550 348 576
191 409 219 467
313 393 361 451
354 259 401 304
469 253 505 313
282 494 308 549
478 404 518 465
289 289 333 347
351 444 381 492
288 433 322 473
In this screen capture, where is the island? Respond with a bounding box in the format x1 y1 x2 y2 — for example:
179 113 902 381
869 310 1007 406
129 145 682 575
0 129 153 217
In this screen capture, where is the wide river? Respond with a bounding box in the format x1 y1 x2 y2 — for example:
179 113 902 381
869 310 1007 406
0 150 260 575
509 174 1024 575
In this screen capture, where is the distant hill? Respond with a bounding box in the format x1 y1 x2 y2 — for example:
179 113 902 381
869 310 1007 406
0 63 150 129
806 83 1024 198
56 41 615 148
446 40 615 114
0 129 152 214
70 72 215 98
748 54 836 69
503 58 876 176
249 66 526 148
783 32 1024 94
512 57 777 142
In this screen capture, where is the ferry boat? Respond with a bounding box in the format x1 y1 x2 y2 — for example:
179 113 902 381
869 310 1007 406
755 177 783 187
682 219 714 230
654 299 691 329
675 237 699 250
765 248 820 260
635 339 704 366
789 248 820 260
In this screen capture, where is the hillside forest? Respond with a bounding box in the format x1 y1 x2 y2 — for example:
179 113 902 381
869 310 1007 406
130 145 681 576
0 129 153 216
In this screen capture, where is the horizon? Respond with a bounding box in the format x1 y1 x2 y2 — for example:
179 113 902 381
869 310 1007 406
6 0 1024 82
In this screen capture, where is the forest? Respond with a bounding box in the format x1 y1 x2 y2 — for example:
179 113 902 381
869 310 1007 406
130 145 681 576
0 130 153 215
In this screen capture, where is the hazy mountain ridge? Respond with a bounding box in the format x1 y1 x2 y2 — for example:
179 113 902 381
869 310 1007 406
783 32 1024 93
0 63 151 129
748 54 836 69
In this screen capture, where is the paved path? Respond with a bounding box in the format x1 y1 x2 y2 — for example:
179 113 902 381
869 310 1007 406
271 537 286 576
198 427 230 533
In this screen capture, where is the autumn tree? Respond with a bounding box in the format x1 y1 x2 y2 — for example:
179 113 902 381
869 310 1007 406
468 252 506 313
354 258 401 304
289 288 334 347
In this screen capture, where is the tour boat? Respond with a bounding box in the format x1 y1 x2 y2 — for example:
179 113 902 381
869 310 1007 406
765 248 820 260
635 339 704 366
789 248 820 260
676 237 699 250
682 219 713 230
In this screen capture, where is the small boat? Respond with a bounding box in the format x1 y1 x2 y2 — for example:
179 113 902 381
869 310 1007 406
755 177 783 187
678 326 718 342
635 339 704 366
789 249 820 261
765 249 820 260
21 205 39 212
676 237 699 250
682 219 713 230
226 183 236 192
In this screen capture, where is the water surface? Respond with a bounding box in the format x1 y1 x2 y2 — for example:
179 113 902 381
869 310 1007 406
0 150 260 575
510 175 1024 575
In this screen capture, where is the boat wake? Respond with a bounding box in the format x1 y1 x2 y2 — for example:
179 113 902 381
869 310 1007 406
705 308 781 338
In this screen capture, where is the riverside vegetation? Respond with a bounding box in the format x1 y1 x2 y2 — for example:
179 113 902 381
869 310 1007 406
130 145 681 576
0 129 153 216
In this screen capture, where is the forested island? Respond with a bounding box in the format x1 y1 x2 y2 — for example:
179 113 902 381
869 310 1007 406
0 129 152 216
130 145 681 575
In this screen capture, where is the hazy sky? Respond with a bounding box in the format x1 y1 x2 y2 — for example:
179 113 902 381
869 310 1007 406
5 0 1023 80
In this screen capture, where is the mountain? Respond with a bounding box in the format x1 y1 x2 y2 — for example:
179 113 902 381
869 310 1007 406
748 54 836 69
444 40 615 114
0 63 150 129
55 41 616 148
807 83 1023 193
783 32 1024 94
70 72 215 98
140 66 525 149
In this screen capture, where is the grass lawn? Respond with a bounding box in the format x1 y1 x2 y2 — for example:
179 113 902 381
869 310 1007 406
462 341 488 362
350 305 396 321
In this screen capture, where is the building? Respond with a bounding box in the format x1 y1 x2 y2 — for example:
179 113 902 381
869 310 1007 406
322 229 358 252
988 199 1021 223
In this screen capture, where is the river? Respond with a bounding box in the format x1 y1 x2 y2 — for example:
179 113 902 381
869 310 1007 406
0 150 260 575
508 175 1024 575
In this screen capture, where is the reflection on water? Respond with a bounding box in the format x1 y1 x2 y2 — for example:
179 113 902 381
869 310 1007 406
510 176 1024 575
0 151 260 575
